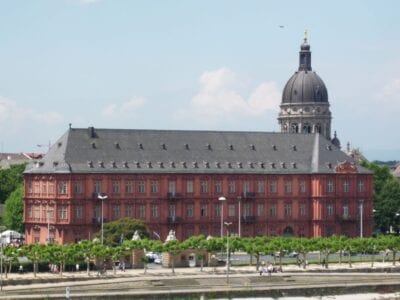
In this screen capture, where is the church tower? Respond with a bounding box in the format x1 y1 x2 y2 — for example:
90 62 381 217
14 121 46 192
278 32 335 143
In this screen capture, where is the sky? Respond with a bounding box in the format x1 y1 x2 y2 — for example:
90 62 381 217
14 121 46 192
0 0 399 161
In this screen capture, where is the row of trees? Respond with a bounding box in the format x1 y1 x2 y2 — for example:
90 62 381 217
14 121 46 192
4 234 400 278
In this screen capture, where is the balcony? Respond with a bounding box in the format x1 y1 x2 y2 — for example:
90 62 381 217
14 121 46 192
167 216 182 224
167 192 183 200
241 216 256 223
92 217 107 225
242 192 256 200
336 214 356 221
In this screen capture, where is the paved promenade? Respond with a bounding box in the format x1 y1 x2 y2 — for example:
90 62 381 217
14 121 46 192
1 262 400 299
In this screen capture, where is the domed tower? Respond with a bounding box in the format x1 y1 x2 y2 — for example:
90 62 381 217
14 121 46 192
278 32 332 140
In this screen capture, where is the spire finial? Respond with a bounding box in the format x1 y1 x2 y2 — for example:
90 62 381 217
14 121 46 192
303 29 308 43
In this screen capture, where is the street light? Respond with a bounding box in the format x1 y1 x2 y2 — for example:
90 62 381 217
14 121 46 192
359 200 364 238
218 196 226 238
47 206 51 244
98 193 108 245
237 196 242 237
224 221 232 284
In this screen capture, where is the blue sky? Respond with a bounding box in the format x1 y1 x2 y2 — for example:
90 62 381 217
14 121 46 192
0 0 399 160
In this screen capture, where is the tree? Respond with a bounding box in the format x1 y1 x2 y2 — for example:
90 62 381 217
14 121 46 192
93 218 149 246
0 163 26 204
3 185 24 232
360 161 400 233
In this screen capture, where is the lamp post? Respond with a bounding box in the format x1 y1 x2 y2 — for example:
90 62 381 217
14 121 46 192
47 206 51 244
224 221 232 284
218 196 226 238
98 193 108 245
237 196 242 237
359 200 364 238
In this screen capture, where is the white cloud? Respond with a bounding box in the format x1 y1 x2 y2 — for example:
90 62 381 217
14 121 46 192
0 96 63 126
175 68 280 123
382 78 400 99
101 97 146 119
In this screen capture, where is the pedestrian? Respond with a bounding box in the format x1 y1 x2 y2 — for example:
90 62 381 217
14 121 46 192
76 263 80 272
122 261 126 272
18 265 24 274
267 263 273 276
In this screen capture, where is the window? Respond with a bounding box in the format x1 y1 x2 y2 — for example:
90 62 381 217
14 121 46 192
186 180 193 193
168 181 176 194
48 207 54 220
58 181 67 195
284 203 292 217
112 181 120 194
34 181 40 193
201 204 208 217
139 205 146 219
257 204 264 217
299 203 306 216
48 182 54 195
327 179 334 193
125 204 133 217
214 204 221 217
200 180 208 193
257 181 265 193
327 203 334 217
151 205 158 218
112 205 121 219
94 205 100 219
243 181 250 193
343 179 349 193
42 182 47 194
94 181 102 194
299 180 306 193
358 180 365 192
138 181 146 193
75 205 83 219
214 181 222 194
228 180 236 193
186 204 194 218
269 180 277 193
270 204 277 217
125 181 133 194
27 180 33 193
228 204 235 217
243 203 251 217
343 204 349 218
169 204 176 218
42 207 47 221
33 206 40 220
284 180 292 193
74 181 83 194
151 180 159 193
58 206 68 220
27 205 33 219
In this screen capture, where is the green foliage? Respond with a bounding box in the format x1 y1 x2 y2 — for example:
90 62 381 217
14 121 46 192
3 185 24 232
93 218 149 246
360 160 400 233
0 163 26 204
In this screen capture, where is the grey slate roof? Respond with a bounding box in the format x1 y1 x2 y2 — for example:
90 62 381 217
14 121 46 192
24 127 371 175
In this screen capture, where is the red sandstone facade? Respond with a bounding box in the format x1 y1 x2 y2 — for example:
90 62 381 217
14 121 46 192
24 169 373 244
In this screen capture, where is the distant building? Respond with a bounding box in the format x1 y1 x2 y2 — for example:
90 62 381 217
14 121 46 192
23 35 373 244
0 152 43 169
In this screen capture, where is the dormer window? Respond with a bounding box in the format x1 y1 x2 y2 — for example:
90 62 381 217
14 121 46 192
250 144 256 150
98 161 104 168
292 145 297 151
147 162 153 168
123 161 128 168
192 162 198 168
111 161 117 168
206 143 212 150
161 143 167 150
227 162 232 168
270 162 276 169
182 162 187 168
158 162 164 168
215 162 221 168
91 142 96 149
184 143 190 150
170 162 175 168
88 161 93 168
229 144 234 150
272 145 277 151
204 162 210 168
237 162 243 168
136 162 141 168
138 143 143 150
114 142 120 149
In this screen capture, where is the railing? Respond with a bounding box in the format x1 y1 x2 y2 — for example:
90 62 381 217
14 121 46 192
242 192 256 199
92 217 107 225
167 192 183 200
167 216 182 224
241 216 256 223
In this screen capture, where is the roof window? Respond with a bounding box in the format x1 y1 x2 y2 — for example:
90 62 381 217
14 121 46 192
229 144 234 150
114 142 120 149
138 143 143 150
250 144 256 151
184 143 190 150
206 143 212 150
161 143 167 150
272 145 277 151
91 142 96 149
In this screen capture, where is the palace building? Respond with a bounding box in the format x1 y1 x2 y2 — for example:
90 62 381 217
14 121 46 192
23 36 373 244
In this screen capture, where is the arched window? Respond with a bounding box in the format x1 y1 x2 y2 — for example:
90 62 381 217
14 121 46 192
283 226 294 237
302 124 311 133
